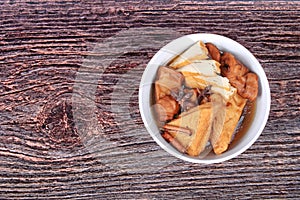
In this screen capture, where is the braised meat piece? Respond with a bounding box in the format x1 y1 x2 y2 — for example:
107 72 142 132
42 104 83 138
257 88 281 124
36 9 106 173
241 72 258 101
220 52 258 101
206 43 221 62
155 66 184 101
154 95 180 122
170 86 198 112
220 52 249 78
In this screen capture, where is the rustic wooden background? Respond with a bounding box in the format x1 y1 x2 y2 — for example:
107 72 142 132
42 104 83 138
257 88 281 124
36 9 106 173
0 0 299 199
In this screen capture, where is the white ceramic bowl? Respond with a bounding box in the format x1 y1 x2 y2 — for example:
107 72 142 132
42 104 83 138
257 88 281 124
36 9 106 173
139 33 271 164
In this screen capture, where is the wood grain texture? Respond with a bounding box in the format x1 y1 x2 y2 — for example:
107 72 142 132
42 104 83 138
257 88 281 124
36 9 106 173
0 0 299 199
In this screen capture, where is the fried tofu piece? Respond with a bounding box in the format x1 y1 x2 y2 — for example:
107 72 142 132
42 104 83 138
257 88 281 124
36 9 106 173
161 132 186 153
164 102 213 156
210 92 247 155
209 94 227 150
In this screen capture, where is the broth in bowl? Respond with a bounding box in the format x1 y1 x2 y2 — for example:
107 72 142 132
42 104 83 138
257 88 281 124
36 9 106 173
153 40 258 157
139 34 270 163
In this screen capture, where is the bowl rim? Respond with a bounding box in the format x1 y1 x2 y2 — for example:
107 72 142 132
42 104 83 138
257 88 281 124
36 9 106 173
139 33 271 164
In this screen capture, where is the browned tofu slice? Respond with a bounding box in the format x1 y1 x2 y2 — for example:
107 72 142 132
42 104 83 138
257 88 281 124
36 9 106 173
210 92 247 155
164 102 213 156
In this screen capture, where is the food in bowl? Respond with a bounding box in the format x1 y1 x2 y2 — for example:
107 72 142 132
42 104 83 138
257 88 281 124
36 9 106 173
153 40 258 156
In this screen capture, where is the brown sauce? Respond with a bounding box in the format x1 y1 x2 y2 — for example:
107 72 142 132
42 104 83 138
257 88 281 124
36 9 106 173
229 99 257 148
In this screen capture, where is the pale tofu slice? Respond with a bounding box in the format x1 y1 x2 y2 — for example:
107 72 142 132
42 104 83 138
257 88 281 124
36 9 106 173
168 41 209 69
177 60 236 101
177 60 221 76
165 102 213 156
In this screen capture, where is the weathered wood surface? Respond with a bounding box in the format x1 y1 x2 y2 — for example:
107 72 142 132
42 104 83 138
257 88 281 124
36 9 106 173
0 0 299 199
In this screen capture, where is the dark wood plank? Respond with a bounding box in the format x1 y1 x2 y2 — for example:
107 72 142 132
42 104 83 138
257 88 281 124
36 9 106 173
0 0 299 199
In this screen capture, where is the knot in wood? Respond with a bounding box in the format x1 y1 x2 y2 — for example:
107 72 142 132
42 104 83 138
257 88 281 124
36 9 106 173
38 98 80 148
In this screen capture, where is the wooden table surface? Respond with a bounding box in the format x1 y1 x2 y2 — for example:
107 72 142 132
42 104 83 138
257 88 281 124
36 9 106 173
0 0 299 199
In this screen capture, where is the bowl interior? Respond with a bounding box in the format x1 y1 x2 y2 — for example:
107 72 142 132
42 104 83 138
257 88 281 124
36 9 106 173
139 33 270 163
